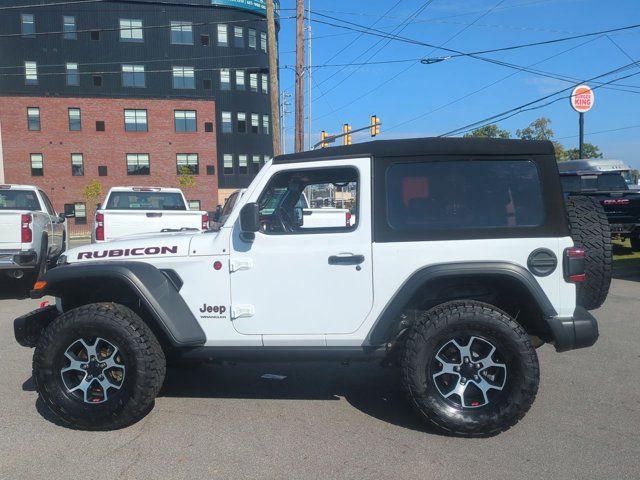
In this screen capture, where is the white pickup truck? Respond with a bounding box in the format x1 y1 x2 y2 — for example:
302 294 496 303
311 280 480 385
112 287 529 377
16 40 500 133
93 187 208 243
0 184 66 284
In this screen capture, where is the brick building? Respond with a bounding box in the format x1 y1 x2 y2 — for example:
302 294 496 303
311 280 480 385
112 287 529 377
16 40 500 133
0 0 277 228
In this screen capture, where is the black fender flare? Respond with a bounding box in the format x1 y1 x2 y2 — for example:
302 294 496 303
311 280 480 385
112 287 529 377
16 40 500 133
31 261 205 347
366 261 558 346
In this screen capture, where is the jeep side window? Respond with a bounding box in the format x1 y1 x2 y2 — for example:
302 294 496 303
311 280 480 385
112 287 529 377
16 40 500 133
258 167 358 234
386 160 543 231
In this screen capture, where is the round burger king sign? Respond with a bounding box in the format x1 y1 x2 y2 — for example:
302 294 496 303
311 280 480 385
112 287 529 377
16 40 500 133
570 84 594 113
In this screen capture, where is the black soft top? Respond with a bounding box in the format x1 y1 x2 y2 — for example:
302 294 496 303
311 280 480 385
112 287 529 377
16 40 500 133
274 137 556 164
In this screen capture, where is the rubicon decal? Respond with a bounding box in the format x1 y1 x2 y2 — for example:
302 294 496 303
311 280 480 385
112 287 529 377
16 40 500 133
77 245 178 260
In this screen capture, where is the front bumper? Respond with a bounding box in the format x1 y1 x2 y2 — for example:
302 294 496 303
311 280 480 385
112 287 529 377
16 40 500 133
0 249 38 271
14 305 59 347
548 306 599 352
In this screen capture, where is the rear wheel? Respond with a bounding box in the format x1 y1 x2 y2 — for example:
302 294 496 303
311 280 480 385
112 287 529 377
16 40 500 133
401 301 539 437
33 303 165 430
565 196 612 310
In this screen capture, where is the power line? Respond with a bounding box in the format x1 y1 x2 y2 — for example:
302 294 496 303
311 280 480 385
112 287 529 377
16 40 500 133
555 124 640 140
440 63 640 137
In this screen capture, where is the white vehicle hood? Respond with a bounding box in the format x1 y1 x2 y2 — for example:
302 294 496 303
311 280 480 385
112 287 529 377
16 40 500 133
64 231 205 264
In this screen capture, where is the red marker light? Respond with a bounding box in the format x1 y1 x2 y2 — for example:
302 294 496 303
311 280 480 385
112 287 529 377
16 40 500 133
213 261 223 270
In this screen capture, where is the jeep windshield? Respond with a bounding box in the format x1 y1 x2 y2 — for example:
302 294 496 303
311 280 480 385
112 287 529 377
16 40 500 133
105 192 187 210
561 173 628 193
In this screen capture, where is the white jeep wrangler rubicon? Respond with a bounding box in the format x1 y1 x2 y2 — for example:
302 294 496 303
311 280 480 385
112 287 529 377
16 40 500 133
14 138 610 436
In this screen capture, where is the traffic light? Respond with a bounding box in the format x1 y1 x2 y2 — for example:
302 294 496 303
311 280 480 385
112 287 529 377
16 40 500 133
343 124 352 146
370 115 381 137
320 130 329 148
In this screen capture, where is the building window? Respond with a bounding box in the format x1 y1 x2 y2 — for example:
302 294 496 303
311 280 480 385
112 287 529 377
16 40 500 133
126 154 150 175
66 63 79 86
124 109 148 132
260 32 267 52
204 122 213 132
233 26 244 48
262 115 270 135
120 19 143 42
21 14 35 38
25 61 38 85
92 75 102 87
74 203 87 225
96 120 105 131
98 166 108 176
171 21 193 44
251 114 259 134
27 107 40 131
122 64 145 88
237 112 247 133
239 155 248 174
217 24 228 46
221 111 232 133
220 69 230 90
30 154 43 176
235 70 245 90
68 108 81 131
172 66 195 89
206 165 215 175
223 154 233 175
252 155 261 171
90 30 100 41
261 74 269 94
249 73 258 92
174 110 197 132
177 153 199 174
188 200 201 210
248 29 257 49
200 34 210 46
63 16 76 40
203 78 212 90
71 153 84 176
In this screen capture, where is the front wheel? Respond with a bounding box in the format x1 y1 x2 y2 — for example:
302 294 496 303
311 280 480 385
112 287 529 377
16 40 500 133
401 301 539 437
33 303 166 430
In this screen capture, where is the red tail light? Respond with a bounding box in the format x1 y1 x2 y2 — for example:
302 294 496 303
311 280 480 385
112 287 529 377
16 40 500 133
95 212 104 241
201 213 209 230
564 247 586 283
346 212 352 227
21 214 32 243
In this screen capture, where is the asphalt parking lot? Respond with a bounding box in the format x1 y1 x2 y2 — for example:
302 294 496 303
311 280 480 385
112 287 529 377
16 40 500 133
1 276 639 480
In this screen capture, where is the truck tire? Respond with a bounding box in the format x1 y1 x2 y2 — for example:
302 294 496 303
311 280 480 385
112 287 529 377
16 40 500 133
401 300 539 437
565 196 612 310
33 303 166 430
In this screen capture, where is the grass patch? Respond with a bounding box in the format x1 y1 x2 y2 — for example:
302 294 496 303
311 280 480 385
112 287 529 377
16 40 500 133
612 239 640 269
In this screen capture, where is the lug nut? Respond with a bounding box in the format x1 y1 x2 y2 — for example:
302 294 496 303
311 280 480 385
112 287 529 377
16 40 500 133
464 357 469 364
474 375 479 381
81 364 87 369
461 377 467 384
87 375 93 380
99 375 104 380
100 363 106 368
454 366 460 372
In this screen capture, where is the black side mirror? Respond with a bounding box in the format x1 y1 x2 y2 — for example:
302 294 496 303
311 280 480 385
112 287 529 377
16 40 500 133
240 202 260 234
96 203 102 210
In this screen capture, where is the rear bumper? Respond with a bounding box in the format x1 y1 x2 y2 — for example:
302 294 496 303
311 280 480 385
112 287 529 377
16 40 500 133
548 306 599 352
14 305 59 347
0 249 37 270
609 223 640 235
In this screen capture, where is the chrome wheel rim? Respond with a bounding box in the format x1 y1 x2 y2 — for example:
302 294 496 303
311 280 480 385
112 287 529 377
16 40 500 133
431 336 507 409
60 337 126 404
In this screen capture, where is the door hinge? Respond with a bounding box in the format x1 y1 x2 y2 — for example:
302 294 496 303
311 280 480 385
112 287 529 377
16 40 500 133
230 257 253 273
231 304 255 320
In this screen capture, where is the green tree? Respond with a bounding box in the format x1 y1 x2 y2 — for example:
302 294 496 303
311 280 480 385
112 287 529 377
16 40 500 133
564 143 604 160
516 117 554 141
82 179 102 216
463 124 511 139
178 165 196 191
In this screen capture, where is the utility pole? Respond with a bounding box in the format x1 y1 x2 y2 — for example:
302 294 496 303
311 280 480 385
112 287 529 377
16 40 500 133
307 0 312 151
295 0 305 152
266 0 281 156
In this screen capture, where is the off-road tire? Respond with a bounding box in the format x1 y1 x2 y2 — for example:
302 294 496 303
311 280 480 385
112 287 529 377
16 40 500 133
401 301 539 437
566 196 612 310
33 303 166 430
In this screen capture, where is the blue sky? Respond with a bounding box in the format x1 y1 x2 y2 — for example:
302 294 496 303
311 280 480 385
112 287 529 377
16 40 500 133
277 0 640 168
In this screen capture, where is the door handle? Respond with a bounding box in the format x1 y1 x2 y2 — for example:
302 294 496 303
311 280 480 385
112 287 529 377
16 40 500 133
328 254 365 265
